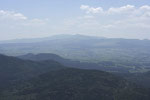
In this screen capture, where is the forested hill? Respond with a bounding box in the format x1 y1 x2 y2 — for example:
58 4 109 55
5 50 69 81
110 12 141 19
0 54 64 90
1 68 150 100
18 53 150 73
0 54 150 100
18 53 150 88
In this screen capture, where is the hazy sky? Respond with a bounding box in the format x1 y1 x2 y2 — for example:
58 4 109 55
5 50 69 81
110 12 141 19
0 0 150 40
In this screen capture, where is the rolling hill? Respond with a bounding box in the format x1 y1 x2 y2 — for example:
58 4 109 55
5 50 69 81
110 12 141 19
18 53 138 73
0 34 150 73
1 68 150 100
0 54 64 90
0 54 150 100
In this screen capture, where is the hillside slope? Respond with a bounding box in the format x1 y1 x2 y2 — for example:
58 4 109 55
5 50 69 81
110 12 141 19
1 68 149 100
18 53 135 73
0 54 64 90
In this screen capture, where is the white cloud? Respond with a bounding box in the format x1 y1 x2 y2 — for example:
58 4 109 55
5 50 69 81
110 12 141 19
1 5 150 40
0 10 27 20
0 10 53 40
80 5 89 10
140 5 150 11
65 5 150 39
80 5 103 14
107 5 135 14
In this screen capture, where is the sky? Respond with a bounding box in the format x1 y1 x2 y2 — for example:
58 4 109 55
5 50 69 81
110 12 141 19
0 0 150 40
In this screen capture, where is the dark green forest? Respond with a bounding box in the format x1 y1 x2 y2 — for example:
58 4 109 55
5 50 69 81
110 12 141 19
0 54 150 100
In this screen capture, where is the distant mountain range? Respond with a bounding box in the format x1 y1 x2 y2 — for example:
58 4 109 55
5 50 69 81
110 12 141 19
1 34 150 73
0 34 105 44
0 34 150 63
0 54 150 100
